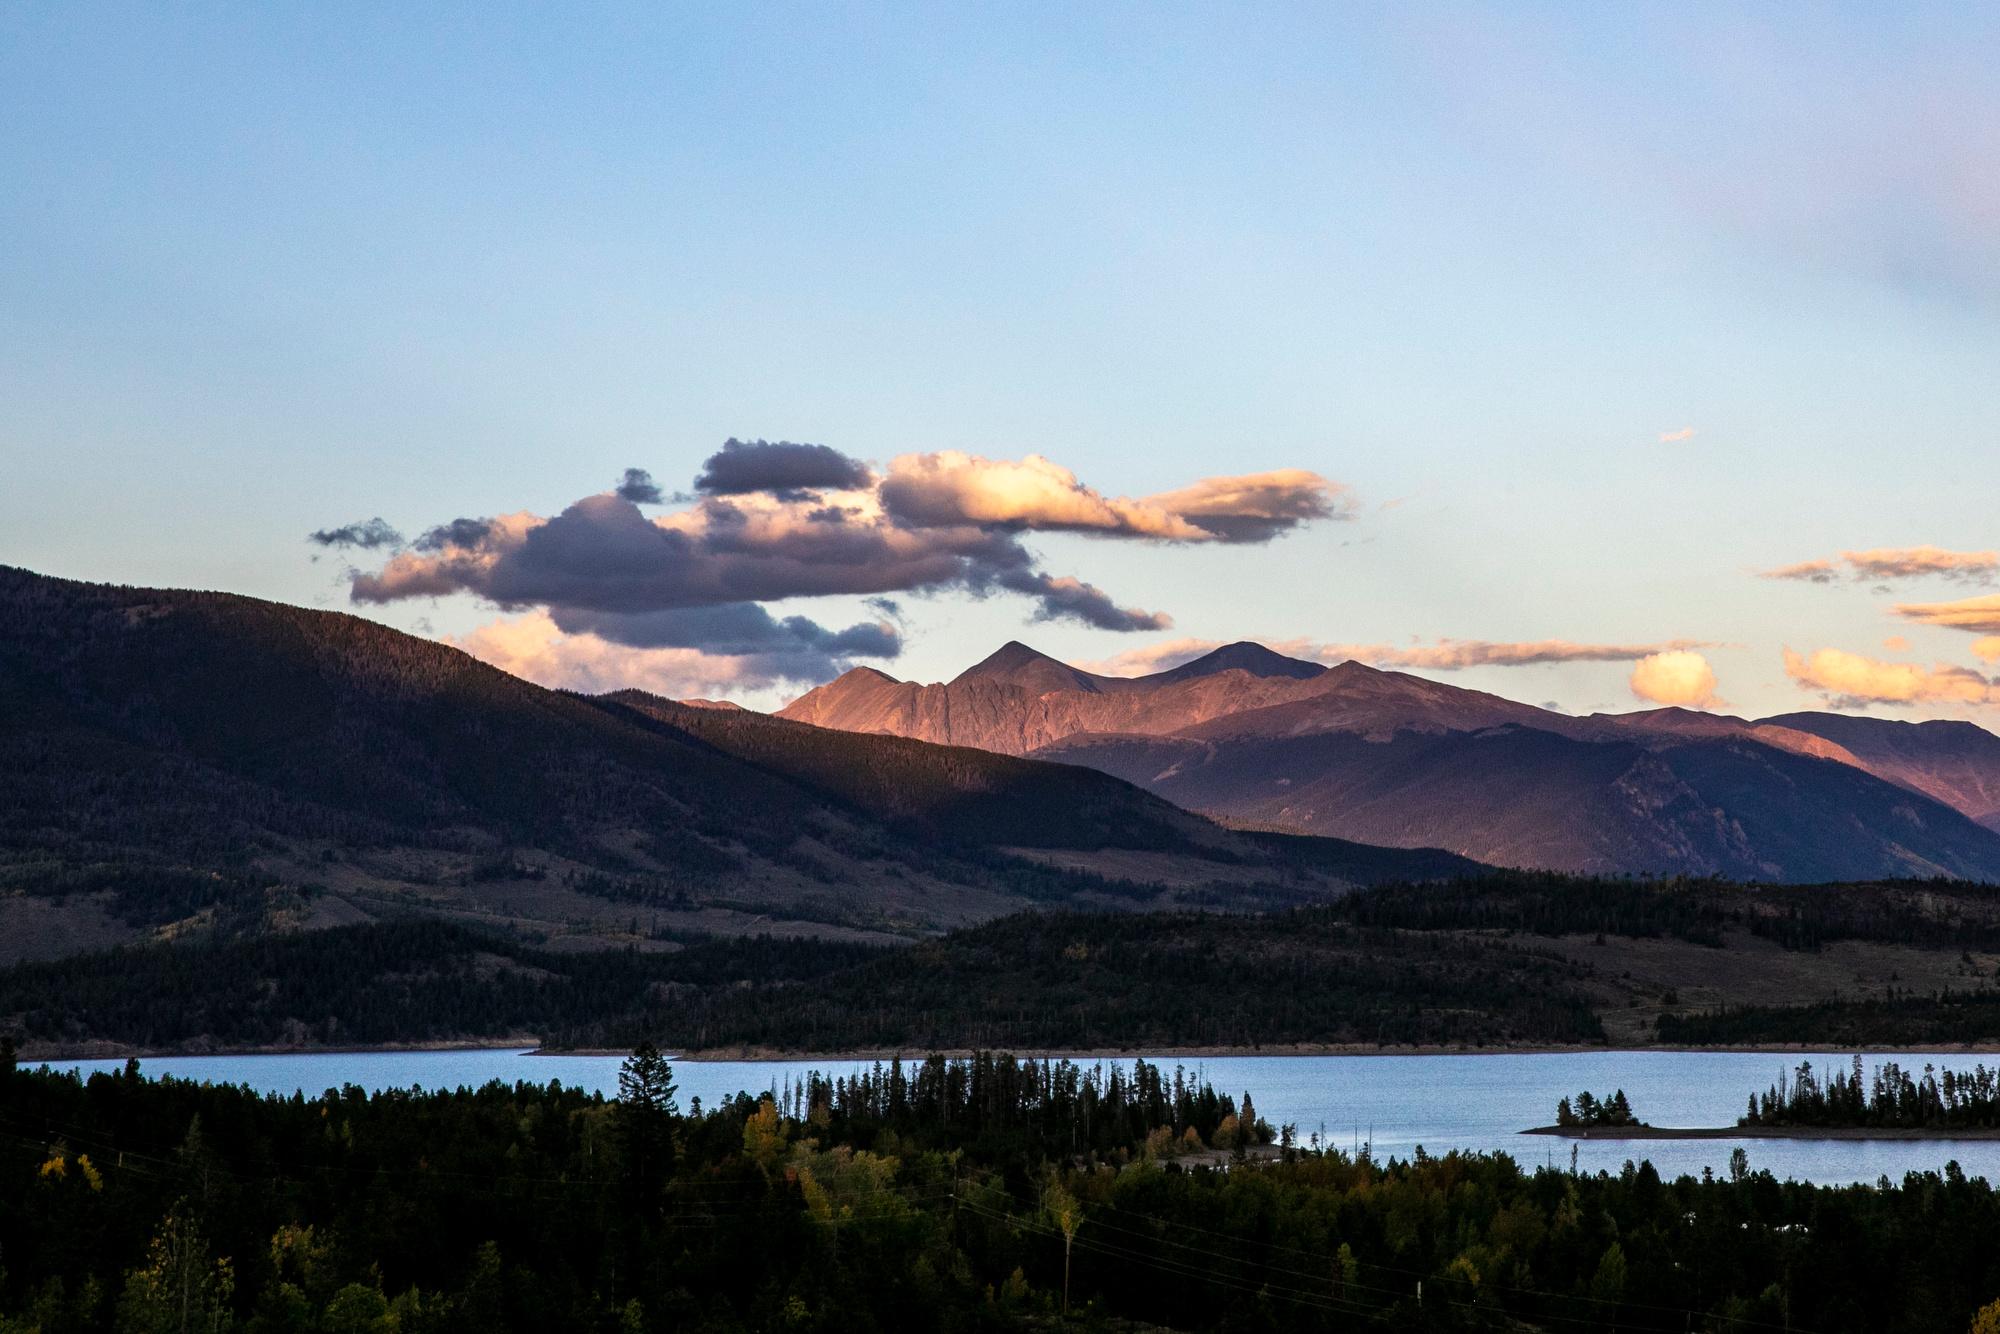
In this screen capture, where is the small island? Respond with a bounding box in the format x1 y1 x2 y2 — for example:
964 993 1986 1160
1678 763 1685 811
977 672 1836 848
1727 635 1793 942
1527 1059 2000 1140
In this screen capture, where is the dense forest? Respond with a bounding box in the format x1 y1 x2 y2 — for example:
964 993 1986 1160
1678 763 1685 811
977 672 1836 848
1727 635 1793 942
14 870 2000 1054
0 904 1608 1055
1658 992 2000 1048
10 1050 2000 1331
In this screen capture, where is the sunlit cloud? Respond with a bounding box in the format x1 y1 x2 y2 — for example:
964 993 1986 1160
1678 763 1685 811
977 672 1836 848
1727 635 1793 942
1076 635 1716 677
1847 546 1999 581
1882 635 1912 653
1894 592 2000 635
1758 559 1840 584
1976 637 2000 665
878 452 1348 543
1783 646 1999 708
1629 650 1723 708
1760 547 1998 584
446 611 795 698
1657 426 1696 444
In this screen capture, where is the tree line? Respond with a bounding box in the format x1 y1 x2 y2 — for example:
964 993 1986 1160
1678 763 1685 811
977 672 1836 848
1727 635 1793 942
13 1048 2000 1330
1743 1056 2000 1130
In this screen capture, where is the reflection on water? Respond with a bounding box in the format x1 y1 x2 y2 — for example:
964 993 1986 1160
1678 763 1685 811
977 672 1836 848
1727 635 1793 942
38 1047 2000 1188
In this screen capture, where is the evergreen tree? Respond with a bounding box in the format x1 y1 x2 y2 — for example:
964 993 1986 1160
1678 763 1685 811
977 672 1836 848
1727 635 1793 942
615 1041 679 1207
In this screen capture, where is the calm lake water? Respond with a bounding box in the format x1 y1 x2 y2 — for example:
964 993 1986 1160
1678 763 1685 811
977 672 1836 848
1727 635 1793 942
36 1047 2000 1188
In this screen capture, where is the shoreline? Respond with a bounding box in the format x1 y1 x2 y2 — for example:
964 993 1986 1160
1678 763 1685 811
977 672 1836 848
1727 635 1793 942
1524 1123 2000 1142
27 1039 2000 1064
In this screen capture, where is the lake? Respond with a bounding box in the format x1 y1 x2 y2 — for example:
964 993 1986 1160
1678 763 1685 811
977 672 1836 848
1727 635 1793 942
35 1047 2000 1187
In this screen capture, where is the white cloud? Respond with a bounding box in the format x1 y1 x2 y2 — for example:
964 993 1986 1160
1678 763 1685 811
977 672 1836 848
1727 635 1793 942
1783 647 1998 708
1629 650 1723 708
445 611 783 699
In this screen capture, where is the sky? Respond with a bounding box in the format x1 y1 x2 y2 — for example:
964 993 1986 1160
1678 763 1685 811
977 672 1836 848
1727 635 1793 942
2 4 1996 717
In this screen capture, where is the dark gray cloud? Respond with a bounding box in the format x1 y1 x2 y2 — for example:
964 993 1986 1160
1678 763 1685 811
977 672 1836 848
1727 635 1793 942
553 601 900 682
614 468 664 505
693 439 874 498
556 603 899 657
353 494 1029 612
339 450 1348 684
415 518 494 552
308 517 403 550
997 570 1172 632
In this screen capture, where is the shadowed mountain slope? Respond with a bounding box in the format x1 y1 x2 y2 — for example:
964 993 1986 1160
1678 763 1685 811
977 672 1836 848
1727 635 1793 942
0 569 1475 960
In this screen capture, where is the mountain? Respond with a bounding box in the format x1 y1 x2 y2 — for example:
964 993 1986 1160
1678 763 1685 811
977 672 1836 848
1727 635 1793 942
781 643 1573 751
0 569 1475 962
781 641 2000 883
1143 640 1328 686
1759 712 2000 832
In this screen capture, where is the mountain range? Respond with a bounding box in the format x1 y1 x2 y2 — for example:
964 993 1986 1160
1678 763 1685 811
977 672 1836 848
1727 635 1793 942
780 640 2000 882
0 567 1472 962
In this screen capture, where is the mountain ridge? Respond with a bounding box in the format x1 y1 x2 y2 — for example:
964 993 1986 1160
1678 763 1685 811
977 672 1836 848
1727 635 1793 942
779 639 2000 882
0 567 1478 962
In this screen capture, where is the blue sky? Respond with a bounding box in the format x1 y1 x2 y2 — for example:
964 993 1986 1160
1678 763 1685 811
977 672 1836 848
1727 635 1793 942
3 5 1996 715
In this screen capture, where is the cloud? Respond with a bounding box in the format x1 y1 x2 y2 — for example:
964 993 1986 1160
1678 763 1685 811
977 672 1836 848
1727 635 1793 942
693 439 874 498
1976 638 2000 665
550 600 900 677
1076 635 1714 677
1074 638 1230 677
1657 426 1696 444
1893 592 2000 635
1143 469 1355 542
1847 546 1998 581
614 468 664 505
415 517 498 552
1758 559 1840 584
1760 547 1998 585
335 447 1344 670
1784 647 1998 709
1882 635 1912 653
1350 638 1718 671
308 517 404 550
878 452 1348 543
1629 650 1723 708
446 611 827 698
997 571 1170 632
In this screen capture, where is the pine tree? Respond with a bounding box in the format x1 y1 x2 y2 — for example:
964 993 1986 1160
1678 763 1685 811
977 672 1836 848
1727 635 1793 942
615 1042 679 1207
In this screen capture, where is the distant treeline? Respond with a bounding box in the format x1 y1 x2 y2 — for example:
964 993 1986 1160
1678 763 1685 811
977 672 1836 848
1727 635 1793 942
11 1054 2000 1331
0 907 1607 1054
580 906 1606 1052
1659 990 2000 1048
12 871 2000 1054
1744 1056 2000 1130
1344 872 2000 952
0 920 877 1051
